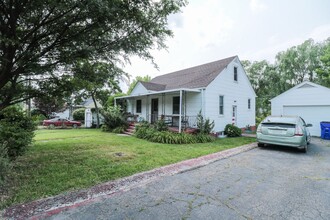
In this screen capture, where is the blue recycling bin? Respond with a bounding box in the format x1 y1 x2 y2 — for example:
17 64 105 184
320 122 330 140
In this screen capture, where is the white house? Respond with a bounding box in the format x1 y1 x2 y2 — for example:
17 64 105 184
116 56 256 133
271 81 330 136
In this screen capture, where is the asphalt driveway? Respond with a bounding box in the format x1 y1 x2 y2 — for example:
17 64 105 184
39 138 330 220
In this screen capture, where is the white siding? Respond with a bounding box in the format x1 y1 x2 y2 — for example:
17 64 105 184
283 105 330 136
125 91 202 124
130 82 148 95
204 59 256 132
154 92 202 119
271 84 330 115
271 82 330 136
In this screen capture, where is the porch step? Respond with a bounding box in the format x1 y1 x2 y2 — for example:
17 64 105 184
124 123 136 136
123 131 134 135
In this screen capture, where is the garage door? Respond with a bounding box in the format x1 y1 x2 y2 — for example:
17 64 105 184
283 105 330 136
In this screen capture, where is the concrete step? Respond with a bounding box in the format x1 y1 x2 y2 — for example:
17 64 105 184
123 131 134 135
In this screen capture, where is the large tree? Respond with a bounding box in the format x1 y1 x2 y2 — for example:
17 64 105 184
243 60 284 117
0 0 186 110
72 60 128 128
275 39 322 86
316 38 330 87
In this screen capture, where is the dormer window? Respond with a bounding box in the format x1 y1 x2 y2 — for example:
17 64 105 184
234 67 238 81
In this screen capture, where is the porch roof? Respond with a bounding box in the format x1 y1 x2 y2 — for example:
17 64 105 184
115 88 201 100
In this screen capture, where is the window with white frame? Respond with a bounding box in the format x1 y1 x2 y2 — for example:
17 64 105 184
234 67 238 81
248 98 251 110
219 95 224 115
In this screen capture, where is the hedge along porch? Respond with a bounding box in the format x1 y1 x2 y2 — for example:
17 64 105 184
115 56 256 133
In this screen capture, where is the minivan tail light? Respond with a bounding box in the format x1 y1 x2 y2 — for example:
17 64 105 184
295 126 303 136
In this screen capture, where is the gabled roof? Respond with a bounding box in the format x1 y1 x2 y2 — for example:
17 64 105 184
79 97 102 108
139 81 166 91
148 56 237 90
270 81 330 102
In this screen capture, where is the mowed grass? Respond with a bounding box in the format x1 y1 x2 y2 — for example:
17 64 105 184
1 129 255 209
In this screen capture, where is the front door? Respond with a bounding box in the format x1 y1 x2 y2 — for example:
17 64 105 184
151 98 158 123
232 105 237 125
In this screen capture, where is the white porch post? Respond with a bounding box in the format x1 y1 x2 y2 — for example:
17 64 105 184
146 95 149 122
162 93 165 115
179 90 182 133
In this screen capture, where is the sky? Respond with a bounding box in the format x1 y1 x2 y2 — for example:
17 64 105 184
122 0 330 91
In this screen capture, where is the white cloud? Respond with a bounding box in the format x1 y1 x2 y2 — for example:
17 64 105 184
246 24 330 63
168 13 184 29
309 24 330 41
178 0 234 49
250 0 268 12
123 0 236 83
122 0 330 92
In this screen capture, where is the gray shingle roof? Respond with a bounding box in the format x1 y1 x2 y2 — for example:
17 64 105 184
149 56 237 90
140 81 166 91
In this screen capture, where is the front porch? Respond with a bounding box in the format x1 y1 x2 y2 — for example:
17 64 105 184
125 113 198 134
116 88 203 133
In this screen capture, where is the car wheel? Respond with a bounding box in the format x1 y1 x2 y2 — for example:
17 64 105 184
73 124 77 129
49 124 55 129
258 143 264 147
301 144 307 153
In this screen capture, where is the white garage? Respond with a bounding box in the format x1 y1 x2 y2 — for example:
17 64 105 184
271 81 330 136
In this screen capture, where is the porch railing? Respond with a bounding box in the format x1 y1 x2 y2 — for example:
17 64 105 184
147 114 197 129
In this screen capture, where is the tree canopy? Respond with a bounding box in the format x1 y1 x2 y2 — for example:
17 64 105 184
316 39 330 87
72 60 129 127
0 0 186 110
244 38 330 122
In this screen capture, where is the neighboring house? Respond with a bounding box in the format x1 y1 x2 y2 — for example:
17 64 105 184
271 81 330 136
53 97 102 123
116 56 256 133
80 98 104 127
53 108 71 119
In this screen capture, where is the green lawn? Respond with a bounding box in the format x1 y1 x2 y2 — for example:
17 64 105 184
1 129 255 209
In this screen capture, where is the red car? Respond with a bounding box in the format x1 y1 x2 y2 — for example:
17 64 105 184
43 118 81 128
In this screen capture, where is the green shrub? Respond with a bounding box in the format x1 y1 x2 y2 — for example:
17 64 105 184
196 111 214 134
153 120 168 132
112 126 127 134
30 109 47 117
224 124 242 137
101 106 128 132
135 125 214 144
101 124 110 132
0 143 11 186
195 133 215 143
31 114 47 126
0 106 36 159
73 108 85 121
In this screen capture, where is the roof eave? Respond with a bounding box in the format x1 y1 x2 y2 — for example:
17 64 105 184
115 88 201 100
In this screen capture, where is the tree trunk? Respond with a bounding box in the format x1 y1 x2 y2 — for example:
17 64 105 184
91 93 100 128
